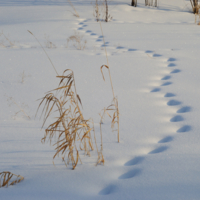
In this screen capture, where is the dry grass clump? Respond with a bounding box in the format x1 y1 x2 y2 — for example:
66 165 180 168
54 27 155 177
37 69 104 169
67 31 87 50
29 30 104 168
0 172 24 187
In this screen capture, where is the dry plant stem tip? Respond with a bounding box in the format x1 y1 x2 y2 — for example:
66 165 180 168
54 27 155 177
0 172 24 187
67 0 80 17
99 22 120 143
5 95 30 120
27 30 59 76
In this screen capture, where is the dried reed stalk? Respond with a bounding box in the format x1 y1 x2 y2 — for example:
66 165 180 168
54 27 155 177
190 0 199 14
28 30 59 76
99 22 120 143
92 120 104 165
67 0 80 17
0 172 24 187
37 69 97 169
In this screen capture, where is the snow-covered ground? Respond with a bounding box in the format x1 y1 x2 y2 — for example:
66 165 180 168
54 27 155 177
1 0 200 199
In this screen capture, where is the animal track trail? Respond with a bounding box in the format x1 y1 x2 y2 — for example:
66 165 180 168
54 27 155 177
75 19 192 196
149 53 192 156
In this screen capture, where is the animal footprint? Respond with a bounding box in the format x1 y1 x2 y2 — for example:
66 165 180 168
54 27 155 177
177 125 191 133
153 54 162 57
170 115 184 122
148 146 168 154
91 33 97 36
164 93 175 97
99 185 117 195
161 75 171 80
171 69 181 73
145 50 154 53
167 100 181 106
161 82 172 86
118 169 142 179
158 136 173 143
124 156 145 166
168 63 176 67
128 48 137 51
167 58 176 62
151 88 161 92
177 106 191 113
116 46 125 49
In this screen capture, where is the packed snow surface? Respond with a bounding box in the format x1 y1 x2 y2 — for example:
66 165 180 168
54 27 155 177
1 0 200 199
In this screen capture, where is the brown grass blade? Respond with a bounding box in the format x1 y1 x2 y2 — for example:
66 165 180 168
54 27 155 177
0 172 24 187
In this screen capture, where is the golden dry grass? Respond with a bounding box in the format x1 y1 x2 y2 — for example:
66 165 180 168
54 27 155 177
99 21 120 143
37 69 104 169
29 30 104 168
0 172 24 187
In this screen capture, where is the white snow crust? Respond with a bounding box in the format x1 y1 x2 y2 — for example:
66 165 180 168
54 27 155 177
1 0 200 199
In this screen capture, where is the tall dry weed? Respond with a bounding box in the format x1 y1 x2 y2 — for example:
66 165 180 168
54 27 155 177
67 0 80 17
99 22 120 143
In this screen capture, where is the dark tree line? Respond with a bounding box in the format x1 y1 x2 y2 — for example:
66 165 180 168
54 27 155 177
131 0 157 7
131 0 199 14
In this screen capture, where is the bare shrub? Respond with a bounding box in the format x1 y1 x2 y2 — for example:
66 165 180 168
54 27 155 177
67 31 87 50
